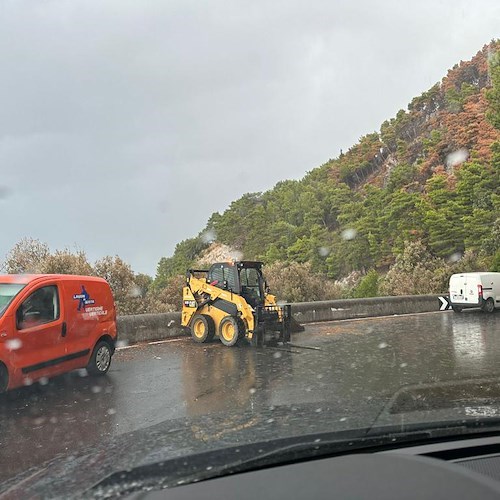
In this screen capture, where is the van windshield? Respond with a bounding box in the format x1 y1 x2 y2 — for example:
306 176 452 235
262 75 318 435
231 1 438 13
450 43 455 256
0 284 26 317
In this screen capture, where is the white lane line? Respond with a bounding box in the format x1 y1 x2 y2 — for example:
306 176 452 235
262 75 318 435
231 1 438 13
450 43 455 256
148 338 187 345
116 337 187 351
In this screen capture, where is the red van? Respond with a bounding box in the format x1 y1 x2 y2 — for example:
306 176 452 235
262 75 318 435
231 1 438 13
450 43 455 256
0 274 117 392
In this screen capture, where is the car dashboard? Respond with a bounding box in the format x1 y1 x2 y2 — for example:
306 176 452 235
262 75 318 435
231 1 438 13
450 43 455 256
127 435 500 499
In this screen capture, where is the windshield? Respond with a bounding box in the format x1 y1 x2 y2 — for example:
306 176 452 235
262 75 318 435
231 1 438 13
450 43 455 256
1 1 500 498
0 283 25 317
239 267 263 301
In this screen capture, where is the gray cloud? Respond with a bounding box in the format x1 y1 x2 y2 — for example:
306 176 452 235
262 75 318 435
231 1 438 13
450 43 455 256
1 0 499 274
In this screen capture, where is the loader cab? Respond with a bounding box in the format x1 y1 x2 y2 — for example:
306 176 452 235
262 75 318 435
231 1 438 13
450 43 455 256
207 261 265 308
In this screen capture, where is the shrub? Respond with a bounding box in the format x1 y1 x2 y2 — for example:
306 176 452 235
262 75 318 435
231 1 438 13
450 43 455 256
264 261 343 303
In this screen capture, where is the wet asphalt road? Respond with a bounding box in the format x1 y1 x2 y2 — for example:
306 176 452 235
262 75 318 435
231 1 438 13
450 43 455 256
1 310 500 485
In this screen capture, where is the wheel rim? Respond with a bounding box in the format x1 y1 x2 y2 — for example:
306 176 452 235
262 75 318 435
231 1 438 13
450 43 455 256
96 346 111 372
486 300 494 312
193 319 206 339
221 321 236 342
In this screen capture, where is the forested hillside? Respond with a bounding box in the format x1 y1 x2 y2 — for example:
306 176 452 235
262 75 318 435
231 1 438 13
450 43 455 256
5 42 498 313
156 41 500 297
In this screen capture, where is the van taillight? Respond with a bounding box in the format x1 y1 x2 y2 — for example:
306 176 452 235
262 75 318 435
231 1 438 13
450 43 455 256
478 284 483 298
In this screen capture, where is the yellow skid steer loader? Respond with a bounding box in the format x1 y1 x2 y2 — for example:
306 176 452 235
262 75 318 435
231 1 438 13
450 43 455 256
181 261 291 346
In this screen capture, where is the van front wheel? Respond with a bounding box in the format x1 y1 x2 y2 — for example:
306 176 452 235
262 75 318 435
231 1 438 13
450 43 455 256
87 341 112 376
482 298 495 314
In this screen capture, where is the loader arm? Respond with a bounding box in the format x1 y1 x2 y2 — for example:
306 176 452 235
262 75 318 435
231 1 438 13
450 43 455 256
181 274 256 335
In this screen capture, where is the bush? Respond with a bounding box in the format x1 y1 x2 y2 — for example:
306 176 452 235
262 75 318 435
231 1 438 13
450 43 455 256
352 270 379 298
265 261 343 303
492 250 500 272
380 240 450 295
41 249 93 275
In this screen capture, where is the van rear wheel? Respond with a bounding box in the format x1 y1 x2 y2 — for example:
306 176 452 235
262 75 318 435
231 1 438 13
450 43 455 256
452 305 463 313
0 364 8 393
87 341 112 376
482 298 495 314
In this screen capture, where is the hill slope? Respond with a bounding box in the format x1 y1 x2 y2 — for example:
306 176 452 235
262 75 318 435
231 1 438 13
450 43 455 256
156 41 500 287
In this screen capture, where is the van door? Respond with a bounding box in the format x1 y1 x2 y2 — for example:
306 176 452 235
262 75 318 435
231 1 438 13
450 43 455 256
450 275 467 304
61 281 100 368
11 284 69 381
463 275 480 305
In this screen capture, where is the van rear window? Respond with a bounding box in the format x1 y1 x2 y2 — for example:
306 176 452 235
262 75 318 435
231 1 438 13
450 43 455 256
0 283 26 317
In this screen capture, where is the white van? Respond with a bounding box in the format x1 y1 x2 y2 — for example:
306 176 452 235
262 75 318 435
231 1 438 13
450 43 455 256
449 272 500 313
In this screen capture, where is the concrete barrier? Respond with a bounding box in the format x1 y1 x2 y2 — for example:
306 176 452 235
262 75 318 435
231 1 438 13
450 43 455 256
117 312 184 344
117 294 442 344
290 294 441 323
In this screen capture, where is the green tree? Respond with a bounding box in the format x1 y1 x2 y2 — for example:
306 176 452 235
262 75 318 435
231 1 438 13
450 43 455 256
352 270 380 298
486 47 500 129
154 237 208 288
94 256 136 314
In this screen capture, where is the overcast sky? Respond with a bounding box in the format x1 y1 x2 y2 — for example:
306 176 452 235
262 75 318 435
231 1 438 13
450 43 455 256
0 1 499 275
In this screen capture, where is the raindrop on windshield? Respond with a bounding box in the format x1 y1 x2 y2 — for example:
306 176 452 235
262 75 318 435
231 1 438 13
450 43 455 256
116 340 129 348
128 284 142 298
448 252 463 263
0 185 11 200
445 148 469 168
378 342 388 349
200 229 217 244
6 338 22 351
38 377 49 386
341 228 357 241
91 385 102 394
229 249 243 261
318 246 330 257
273 351 282 359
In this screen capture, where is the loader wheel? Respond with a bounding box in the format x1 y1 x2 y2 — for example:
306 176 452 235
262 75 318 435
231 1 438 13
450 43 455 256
191 314 215 343
219 316 244 347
